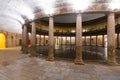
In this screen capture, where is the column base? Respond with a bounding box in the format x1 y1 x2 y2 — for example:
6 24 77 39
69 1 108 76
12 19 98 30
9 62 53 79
29 46 36 57
74 59 84 65
22 50 28 54
47 45 54 61
29 54 37 57
107 60 118 66
22 47 28 54
46 57 54 61
22 51 28 54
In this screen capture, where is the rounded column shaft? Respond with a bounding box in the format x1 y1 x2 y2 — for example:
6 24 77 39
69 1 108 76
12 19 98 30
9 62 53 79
30 22 36 57
96 35 98 46
47 16 54 61
117 33 119 48
90 36 92 46
39 35 41 45
21 26 24 51
118 17 120 24
75 13 84 65
22 25 28 54
107 13 117 65
102 35 104 47
44 35 45 45
85 36 86 46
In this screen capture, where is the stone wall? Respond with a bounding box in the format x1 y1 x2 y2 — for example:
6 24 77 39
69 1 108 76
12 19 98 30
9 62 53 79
0 30 21 48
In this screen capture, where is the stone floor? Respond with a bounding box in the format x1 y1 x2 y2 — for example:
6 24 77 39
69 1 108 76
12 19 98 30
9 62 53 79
0 47 120 80
0 47 27 67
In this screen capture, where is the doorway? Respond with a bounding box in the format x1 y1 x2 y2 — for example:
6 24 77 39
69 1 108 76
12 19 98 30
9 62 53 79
0 33 6 48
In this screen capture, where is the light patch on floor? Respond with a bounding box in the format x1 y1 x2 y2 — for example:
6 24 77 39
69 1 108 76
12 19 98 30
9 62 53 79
0 47 28 67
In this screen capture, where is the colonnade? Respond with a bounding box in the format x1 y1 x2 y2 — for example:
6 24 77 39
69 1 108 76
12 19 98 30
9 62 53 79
22 12 118 65
84 35 104 46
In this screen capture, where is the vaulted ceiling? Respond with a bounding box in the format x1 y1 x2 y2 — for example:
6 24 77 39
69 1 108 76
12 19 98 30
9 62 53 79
0 0 120 33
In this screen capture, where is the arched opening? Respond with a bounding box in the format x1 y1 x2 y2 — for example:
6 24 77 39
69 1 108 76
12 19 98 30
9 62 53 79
0 33 6 48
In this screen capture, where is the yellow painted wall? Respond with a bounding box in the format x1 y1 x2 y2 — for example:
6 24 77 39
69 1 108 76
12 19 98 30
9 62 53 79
0 33 6 48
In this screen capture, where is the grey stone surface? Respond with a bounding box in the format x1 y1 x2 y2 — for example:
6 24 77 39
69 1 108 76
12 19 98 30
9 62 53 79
0 48 120 80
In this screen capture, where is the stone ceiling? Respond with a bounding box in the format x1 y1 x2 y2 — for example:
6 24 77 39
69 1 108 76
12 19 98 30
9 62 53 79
0 0 120 33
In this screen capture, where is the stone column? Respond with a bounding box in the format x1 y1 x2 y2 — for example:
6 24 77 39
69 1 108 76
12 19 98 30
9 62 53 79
102 35 104 47
22 25 28 54
5 32 8 48
116 16 120 46
90 36 92 46
117 33 119 48
70 36 71 44
85 36 86 46
75 13 84 64
61 35 63 48
44 35 45 45
60 35 62 45
85 28 87 46
21 26 24 51
66 36 67 45
57 36 58 45
39 35 41 45
107 12 117 65
47 16 54 61
96 35 98 46
30 22 36 57
70 36 71 49
118 17 120 24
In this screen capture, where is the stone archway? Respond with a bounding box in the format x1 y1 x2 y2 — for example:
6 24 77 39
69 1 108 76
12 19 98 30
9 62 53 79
0 33 6 48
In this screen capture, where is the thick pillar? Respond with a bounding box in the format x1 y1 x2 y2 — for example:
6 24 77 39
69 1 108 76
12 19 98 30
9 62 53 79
117 33 119 48
21 26 24 51
118 17 120 24
47 16 54 61
70 36 71 49
44 35 45 45
22 25 28 54
90 36 92 46
66 36 67 45
102 35 104 47
96 35 98 46
57 36 58 45
85 28 87 46
69 36 71 45
75 13 84 64
85 36 86 46
117 17 120 48
30 22 36 57
39 35 41 45
61 35 63 48
107 13 117 65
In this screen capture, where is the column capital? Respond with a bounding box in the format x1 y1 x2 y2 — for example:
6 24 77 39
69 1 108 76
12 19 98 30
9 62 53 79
22 24 28 29
107 12 115 16
30 21 36 26
22 25 24 29
48 14 54 17
76 13 82 17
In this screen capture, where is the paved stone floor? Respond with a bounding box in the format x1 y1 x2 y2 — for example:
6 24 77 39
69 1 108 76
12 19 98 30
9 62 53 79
0 47 27 67
0 47 120 80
